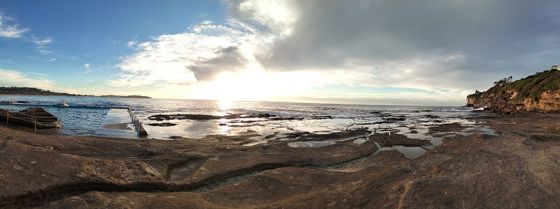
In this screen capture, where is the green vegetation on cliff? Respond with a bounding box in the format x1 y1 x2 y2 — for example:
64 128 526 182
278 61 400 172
467 67 560 112
504 69 560 101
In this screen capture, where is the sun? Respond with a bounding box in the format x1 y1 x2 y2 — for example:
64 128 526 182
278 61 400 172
195 70 272 102
189 69 319 102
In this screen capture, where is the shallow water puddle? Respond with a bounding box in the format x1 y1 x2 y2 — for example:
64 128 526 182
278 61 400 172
380 146 427 159
288 141 337 148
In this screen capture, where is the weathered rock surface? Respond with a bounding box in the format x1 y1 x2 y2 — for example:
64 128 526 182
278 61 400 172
467 67 560 113
0 127 379 208
1 113 560 208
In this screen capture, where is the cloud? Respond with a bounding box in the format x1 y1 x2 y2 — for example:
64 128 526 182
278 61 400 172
226 0 560 91
111 21 257 87
127 41 137 47
115 0 560 104
28 36 54 54
0 69 56 89
0 12 58 57
227 0 297 36
0 13 28 38
30 36 53 47
83 63 94 74
189 46 248 81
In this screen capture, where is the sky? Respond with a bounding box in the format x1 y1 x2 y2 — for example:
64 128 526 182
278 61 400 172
0 0 559 105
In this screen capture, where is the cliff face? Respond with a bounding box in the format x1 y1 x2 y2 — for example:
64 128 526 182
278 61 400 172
523 91 560 111
467 67 560 113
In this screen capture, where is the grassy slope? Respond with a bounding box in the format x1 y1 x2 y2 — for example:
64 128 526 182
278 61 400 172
504 69 560 101
473 69 560 102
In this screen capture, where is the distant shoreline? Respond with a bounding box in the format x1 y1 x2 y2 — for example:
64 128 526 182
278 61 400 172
99 95 151 99
0 93 152 99
0 87 151 99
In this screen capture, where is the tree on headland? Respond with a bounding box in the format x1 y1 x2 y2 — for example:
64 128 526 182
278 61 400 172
493 76 513 86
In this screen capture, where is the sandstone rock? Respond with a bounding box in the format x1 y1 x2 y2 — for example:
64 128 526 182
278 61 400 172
467 67 559 113
2 114 560 209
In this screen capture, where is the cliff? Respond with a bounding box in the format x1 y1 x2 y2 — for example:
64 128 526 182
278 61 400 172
466 66 560 113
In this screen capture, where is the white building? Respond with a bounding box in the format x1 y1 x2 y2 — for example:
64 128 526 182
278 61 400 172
552 65 559 70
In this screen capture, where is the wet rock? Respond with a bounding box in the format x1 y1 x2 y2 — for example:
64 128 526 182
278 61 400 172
371 121 392 124
413 109 433 113
429 123 465 133
148 114 223 121
168 136 185 140
148 113 306 122
268 116 304 121
383 116 407 122
147 122 177 127
256 113 274 118
370 115 408 124
282 128 370 142
311 115 333 120
375 113 392 118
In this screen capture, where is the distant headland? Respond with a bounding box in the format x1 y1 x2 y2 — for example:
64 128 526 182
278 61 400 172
0 87 81 96
0 87 151 99
467 65 559 113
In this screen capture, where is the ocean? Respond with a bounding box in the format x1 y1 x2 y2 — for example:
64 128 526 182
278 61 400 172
0 95 491 158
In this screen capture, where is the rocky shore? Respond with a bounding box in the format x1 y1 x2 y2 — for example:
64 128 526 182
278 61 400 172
1 113 560 208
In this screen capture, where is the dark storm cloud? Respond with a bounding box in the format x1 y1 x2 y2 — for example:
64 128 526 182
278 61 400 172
189 46 247 81
231 0 560 90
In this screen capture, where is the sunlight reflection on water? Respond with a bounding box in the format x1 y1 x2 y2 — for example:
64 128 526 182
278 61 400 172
0 95 480 142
